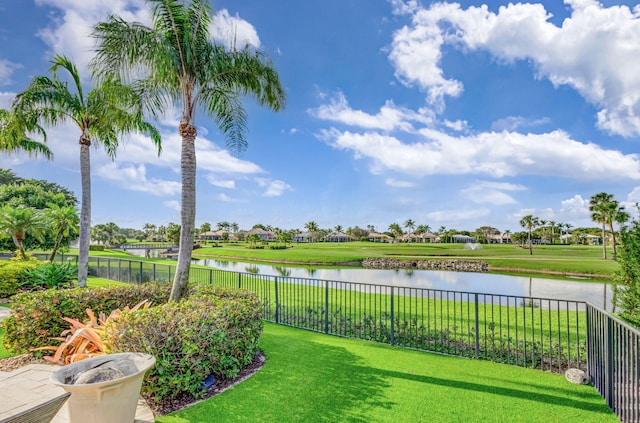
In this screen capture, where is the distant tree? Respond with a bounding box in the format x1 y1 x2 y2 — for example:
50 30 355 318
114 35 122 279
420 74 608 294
475 226 498 244
45 203 79 261
0 205 47 259
334 225 343 233
142 223 157 240
305 221 319 242
231 222 239 233
166 223 181 245
277 230 292 246
415 224 431 234
247 233 260 247
200 222 212 234
404 219 415 233
589 193 627 259
388 223 403 239
519 215 539 255
134 230 146 242
366 224 376 233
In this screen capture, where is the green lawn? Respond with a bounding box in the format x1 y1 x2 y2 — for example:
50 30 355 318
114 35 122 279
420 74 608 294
193 242 619 278
158 323 616 423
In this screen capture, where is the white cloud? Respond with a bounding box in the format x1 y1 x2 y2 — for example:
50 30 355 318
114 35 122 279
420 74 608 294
309 91 433 132
461 181 526 205
491 116 551 132
210 9 261 49
389 1 640 136
0 60 21 86
560 194 590 218
206 175 235 189
256 177 293 197
95 163 181 196
385 178 415 188
427 208 491 223
322 127 640 180
163 200 180 212
0 92 15 109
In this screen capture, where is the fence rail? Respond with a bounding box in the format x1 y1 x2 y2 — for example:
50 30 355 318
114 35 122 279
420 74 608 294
18 254 640 422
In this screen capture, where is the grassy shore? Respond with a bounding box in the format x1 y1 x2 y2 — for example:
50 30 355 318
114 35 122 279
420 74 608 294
192 242 618 279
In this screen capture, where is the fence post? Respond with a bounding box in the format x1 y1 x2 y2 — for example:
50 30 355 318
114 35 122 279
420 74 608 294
139 261 143 285
474 293 480 359
390 287 395 346
107 258 111 280
606 316 614 408
153 263 156 282
209 269 213 285
274 276 279 324
324 280 329 334
238 272 241 289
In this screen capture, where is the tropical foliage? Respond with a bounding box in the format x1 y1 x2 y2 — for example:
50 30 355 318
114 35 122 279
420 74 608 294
613 217 640 327
519 215 539 255
13 55 161 287
589 192 629 259
91 0 285 301
0 108 51 159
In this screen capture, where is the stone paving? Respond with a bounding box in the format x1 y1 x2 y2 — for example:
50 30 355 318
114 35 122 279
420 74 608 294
0 306 155 422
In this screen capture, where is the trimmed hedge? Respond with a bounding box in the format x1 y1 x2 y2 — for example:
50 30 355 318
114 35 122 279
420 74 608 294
2 283 171 354
106 286 263 402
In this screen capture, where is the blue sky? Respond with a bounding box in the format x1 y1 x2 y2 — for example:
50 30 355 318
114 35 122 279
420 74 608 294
1 0 640 233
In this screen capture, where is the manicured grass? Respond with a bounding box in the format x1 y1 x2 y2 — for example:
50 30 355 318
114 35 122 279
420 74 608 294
0 327 9 359
158 323 616 423
193 242 619 277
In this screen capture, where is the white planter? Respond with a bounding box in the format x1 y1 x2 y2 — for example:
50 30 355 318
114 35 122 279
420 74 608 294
50 353 155 423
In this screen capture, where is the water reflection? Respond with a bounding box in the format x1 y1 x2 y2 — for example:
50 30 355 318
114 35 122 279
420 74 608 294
190 258 614 311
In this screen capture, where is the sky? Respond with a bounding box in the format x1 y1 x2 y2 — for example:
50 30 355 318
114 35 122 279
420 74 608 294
2 0 640 233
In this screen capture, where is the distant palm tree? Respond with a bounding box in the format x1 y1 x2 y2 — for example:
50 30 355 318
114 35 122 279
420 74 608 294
0 109 51 159
14 55 160 287
92 0 284 301
334 225 343 233
231 222 239 233
305 221 319 242
590 192 621 259
388 223 403 239
45 203 79 261
519 215 539 255
404 219 415 233
0 205 47 259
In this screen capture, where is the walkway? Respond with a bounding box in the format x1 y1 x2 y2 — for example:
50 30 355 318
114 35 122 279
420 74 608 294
0 306 155 422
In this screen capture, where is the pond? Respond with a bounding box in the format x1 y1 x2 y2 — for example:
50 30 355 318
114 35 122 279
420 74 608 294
125 249 615 311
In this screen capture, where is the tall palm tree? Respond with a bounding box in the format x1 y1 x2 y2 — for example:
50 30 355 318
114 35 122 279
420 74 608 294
334 225 343 233
13 55 161 287
549 220 557 244
0 205 47 259
519 215 539 255
388 223 403 239
92 0 285 301
590 192 615 259
0 109 52 159
305 221 319 242
45 203 79 261
605 201 629 259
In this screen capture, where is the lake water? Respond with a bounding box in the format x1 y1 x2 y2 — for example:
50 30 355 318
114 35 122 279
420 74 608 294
124 249 614 311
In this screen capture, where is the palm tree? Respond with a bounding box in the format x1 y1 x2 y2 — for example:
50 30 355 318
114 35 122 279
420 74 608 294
404 219 415 233
13 55 160 287
45 203 79 261
305 221 319 242
590 192 618 259
334 225 343 233
549 220 557 244
0 109 51 159
519 215 539 255
0 205 47 259
92 0 285 302
388 223 403 239
231 222 239 233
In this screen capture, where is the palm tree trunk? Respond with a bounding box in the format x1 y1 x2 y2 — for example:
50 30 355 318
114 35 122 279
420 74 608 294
601 223 607 260
170 123 197 302
49 231 64 262
78 137 91 287
609 222 617 259
528 229 533 255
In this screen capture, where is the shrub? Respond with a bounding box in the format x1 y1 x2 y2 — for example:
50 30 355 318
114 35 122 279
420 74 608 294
614 222 640 327
0 257 42 297
269 245 287 250
89 245 105 251
2 283 171 354
24 262 78 290
106 286 263 402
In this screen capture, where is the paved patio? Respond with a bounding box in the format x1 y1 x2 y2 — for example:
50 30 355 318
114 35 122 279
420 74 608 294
0 306 154 422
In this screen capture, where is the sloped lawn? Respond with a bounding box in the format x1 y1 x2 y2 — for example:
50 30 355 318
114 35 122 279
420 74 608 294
159 323 617 423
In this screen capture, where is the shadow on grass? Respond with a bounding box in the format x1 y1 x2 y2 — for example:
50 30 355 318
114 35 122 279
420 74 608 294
378 369 612 415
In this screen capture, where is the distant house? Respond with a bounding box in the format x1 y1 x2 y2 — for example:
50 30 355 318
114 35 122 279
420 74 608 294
368 232 392 243
487 233 512 244
325 231 353 242
292 232 312 243
451 234 476 243
401 232 437 243
246 227 277 241
199 230 235 241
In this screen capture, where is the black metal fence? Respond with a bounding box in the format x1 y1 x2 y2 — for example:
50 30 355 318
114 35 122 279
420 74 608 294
22 254 640 422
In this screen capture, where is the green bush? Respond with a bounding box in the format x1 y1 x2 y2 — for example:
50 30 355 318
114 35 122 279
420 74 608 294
89 245 105 251
24 262 77 290
0 258 42 297
269 245 287 250
614 223 640 327
2 283 171 354
107 286 263 403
